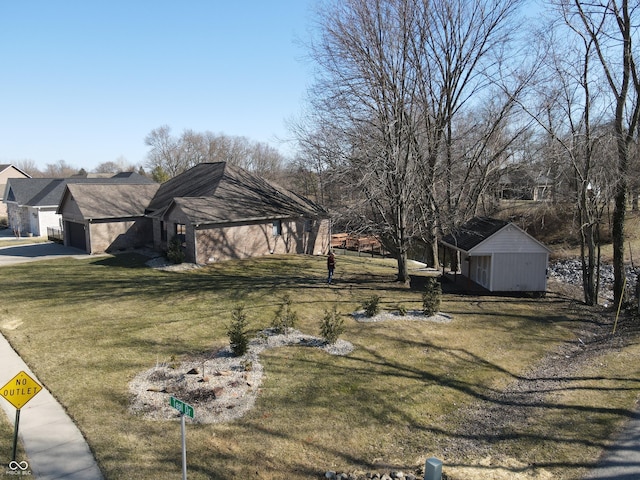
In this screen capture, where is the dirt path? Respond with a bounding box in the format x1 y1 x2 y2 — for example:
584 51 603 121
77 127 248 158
442 282 638 479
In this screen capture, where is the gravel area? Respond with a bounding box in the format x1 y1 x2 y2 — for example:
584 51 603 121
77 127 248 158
129 328 354 424
353 310 452 323
128 309 450 424
548 258 639 303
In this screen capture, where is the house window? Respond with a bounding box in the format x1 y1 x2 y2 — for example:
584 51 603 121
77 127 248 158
272 220 282 236
305 218 313 232
175 223 186 243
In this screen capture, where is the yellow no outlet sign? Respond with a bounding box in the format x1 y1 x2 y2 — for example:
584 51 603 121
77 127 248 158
1 371 42 409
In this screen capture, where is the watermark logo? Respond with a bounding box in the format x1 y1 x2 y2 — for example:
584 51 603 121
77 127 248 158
5 461 31 476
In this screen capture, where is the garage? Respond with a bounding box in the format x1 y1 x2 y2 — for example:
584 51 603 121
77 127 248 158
65 221 87 252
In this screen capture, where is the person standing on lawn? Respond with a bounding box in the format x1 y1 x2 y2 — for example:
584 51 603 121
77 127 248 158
327 251 336 284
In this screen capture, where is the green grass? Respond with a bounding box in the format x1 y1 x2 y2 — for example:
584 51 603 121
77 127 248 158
0 253 638 479
0 411 26 470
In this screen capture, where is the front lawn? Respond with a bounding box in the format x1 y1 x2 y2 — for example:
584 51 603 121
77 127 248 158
0 253 638 479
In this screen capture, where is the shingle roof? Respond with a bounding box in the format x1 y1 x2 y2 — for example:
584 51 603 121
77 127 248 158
147 163 226 212
61 184 160 219
440 217 509 252
148 162 328 223
5 178 61 205
5 174 156 207
0 164 30 177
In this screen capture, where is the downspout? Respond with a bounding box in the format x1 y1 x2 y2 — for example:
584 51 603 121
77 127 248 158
191 224 198 264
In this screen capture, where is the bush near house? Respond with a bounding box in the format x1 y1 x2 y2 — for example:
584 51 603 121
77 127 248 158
227 304 250 356
166 236 185 264
422 277 442 316
272 293 298 334
320 305 345 344
362 294 380 317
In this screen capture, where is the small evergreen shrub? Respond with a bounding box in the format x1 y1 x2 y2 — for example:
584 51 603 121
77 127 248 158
320 305 345 344
169 354 178 369
362 295 380 317
272 294 298 334
227 304 250 356
166 236 185 264
422 277 442 316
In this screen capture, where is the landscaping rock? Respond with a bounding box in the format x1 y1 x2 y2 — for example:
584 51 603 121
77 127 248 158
548 258 638 302
322 471 420 480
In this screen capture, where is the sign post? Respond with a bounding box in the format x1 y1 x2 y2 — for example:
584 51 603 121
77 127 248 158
169 396 194 480
0 371 43 461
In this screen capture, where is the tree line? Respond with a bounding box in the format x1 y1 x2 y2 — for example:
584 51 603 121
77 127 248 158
290 0 640 309
14 128 288 184
10 0 639 308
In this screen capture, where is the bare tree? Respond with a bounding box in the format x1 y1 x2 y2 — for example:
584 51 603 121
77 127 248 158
94 156 136 174
289 110 356 208
409 0 527 266
307 0 426 283
43 159 78 177
302 0 527 281
14 159 42 177
145 126 286 180
144 125 187 178
559 0 640 307
525 15 613 305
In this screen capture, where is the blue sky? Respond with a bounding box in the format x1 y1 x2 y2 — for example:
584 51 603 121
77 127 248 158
0 1 315 171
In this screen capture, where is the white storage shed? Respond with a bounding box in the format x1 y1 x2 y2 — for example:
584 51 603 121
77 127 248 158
440 217 550 293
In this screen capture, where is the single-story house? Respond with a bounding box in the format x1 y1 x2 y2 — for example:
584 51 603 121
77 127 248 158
3 173 155 238
0 164 31 220
58 183 160 253
54 162 330 263
440 216 550 293
146 162 331 264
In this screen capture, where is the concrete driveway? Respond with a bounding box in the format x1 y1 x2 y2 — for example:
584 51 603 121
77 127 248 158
0 242 94 266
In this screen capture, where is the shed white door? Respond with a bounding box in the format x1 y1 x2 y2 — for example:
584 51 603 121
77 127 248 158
492 252 547 291
472 255 491 289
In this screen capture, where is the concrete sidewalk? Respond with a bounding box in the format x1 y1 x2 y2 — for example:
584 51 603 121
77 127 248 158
0 333 103 479
583 403 640 479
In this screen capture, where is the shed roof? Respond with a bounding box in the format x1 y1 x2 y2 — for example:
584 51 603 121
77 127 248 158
440 217 510 251
60 183 160 219
148 162 328 223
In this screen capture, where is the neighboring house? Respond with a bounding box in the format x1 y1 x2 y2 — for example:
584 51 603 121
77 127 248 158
0 164 31 220
497 170 553 202
497 172 535 201
440 216 550 293
3 173 155 237
58 183 160 253
532 174 552 201
146 162 330 264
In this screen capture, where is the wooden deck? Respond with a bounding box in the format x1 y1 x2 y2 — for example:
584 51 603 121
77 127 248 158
331 233 388 256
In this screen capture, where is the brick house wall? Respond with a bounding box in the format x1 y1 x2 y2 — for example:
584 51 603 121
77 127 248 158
156 204 330 264
88 218 154 253
193 217 330 264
